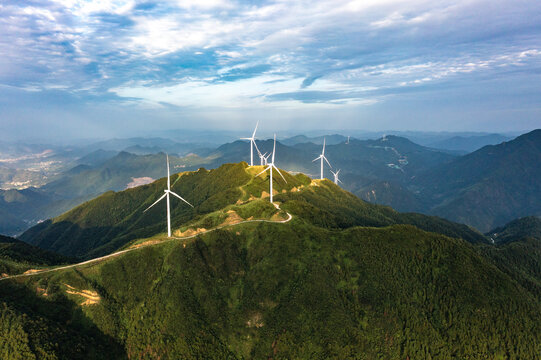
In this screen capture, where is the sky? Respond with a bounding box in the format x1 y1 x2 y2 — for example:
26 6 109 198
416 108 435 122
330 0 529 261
1 0 541 140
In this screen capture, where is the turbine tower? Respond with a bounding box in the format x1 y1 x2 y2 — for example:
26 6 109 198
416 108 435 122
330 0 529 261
143 154 193 237
240 121 259 166
330 169 342 185
313 137 332 179
256 134 287 203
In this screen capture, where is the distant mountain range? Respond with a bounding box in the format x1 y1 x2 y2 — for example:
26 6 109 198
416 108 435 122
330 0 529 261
427 133 511 153
0 130 539 236
416 130 541 231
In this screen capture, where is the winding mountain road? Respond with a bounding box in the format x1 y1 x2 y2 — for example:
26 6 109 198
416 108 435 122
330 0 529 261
0 204 293 281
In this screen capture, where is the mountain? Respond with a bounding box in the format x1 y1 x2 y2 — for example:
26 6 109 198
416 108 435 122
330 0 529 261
0 151 210 235
210 136 455 182
428 134 510 153
478 216 541 300
20 162 487 259
0 234 71 276
281 134 347 146
75 149 118 167
1 163 539 359
488 216 541 244
416 129 541 232
82 137 209 156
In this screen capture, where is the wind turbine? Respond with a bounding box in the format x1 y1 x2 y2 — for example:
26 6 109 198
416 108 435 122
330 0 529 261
313 137 332 179
240 121 259 166
259 151 268 166
263 153 270 165
256 134 287 203
143 154 193 237
330 169 342 185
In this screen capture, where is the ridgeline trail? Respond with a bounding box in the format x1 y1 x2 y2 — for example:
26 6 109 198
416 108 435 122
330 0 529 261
0 203 292 281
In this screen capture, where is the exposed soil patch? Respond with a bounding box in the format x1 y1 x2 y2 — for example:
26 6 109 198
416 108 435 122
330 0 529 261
175 227 208 237
23 269 43 275
130 239 162 249
64 283 100 306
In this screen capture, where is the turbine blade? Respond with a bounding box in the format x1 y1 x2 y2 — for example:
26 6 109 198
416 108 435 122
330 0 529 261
143 193 167 212
312 155 321 162
338 179 343 184
273 165 287 183
322 137 326 155
256 166 271 177
240 137 251 140
253 140 262 157
169 191 194 207
272 134 276 164
252 120 259 138
166 154 170 190
324 155 332 168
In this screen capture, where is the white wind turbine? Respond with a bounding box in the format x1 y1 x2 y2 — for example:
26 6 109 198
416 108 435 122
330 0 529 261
259 151 268 166
143 154 193 238
313 137 332 179
240 120 259 166
330 169 343 185
256 134 287 203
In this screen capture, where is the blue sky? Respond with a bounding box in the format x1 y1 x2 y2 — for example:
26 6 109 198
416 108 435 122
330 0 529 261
1 0 541 140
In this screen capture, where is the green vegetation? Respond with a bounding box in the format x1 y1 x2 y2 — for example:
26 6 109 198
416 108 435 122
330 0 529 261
3 162 539 359
488 216 541 244
478 216 541 300
21 163 487 260
2 221 539 359
0 235 72 276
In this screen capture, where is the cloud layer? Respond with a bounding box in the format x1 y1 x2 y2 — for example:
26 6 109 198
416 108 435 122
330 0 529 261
1 0 541 138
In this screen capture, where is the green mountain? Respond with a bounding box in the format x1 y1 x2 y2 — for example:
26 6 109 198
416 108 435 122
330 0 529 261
477 217 541 301
488 216 541 244
416 129 541 232
0 152 211 236
0 164 538 359
0 235 71 276
21 163 486 259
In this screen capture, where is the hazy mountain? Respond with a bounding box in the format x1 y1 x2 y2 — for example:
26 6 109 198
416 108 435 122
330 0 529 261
416 129 541 232
82 137 209 156
210 136 456 181
75 149 118 167
2 163 539 359
428 134 511 153
280 134 348 146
